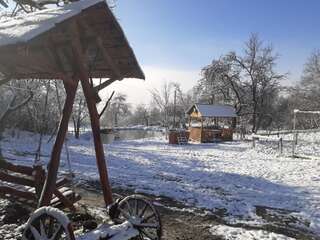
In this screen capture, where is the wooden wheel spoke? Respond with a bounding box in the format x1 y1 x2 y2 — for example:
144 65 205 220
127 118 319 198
48 216 55 237
134 199 138 215
138 203 149 218
40 220 47 236
30 225 41 240
140 228 156 240
49 224 62 240
119 207 131 219
23 207 74 240
138 223 159 229
142 213 156 222
117 195 162 240
125 200 133 215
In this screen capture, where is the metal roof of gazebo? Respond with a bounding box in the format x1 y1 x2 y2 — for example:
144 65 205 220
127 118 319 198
0 0 144 208
187 104 237 118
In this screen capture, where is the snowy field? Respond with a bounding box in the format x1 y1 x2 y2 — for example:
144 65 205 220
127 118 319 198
1 130 320 239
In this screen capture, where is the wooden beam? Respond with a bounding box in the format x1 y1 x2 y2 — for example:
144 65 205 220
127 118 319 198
0 161 34 176
71 22 113 206
93 78 117 92
96 37 122 80
44 45 67 75
53 188 76 212
77 19 122 81
99 90 115 118
0 172 35 187
0 186 37 200
38 78 78 207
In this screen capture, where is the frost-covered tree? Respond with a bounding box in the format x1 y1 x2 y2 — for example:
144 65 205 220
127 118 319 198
150 82 191 128
0 81 32 157
197 34 285 132
101 93 130 127
195 56 243 113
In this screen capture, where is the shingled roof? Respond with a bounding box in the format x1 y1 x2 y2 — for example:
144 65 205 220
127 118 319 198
0 0 144 80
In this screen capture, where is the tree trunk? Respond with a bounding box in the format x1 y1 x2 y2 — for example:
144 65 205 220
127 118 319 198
252 83 258 133
0 130 3 158
75 117 80 139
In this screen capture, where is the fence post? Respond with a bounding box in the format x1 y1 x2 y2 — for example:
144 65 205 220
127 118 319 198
252 137 256 148
279 137 283 155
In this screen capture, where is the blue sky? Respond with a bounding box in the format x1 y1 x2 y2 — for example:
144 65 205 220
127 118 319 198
115 0 320 70
110 0 320 105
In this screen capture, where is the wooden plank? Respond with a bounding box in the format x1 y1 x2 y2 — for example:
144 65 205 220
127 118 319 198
0 161 34 176
0 171 35 187
0 186 37 200
56 177 70 188
93 78 117 92
53 188 76 212
50 189 80 206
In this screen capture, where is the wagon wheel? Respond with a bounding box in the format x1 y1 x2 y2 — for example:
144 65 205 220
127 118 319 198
115 195 162 240
22 207 75 240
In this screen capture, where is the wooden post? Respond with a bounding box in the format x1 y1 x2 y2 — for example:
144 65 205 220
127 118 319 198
252 137 257 148
292 110 297 156
279 137 283 154
200 117 203 143
70 29 113 205
39 78 78 207
79 72 113 205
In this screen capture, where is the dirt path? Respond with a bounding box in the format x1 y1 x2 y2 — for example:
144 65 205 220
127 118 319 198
77 182 319 240
76 187 221 240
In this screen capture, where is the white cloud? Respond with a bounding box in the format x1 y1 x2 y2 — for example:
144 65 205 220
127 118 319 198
98 65 200 107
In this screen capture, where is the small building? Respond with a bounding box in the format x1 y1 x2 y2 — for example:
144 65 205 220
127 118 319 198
186 104 237 143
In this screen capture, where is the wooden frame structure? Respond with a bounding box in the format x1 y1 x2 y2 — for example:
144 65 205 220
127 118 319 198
0 0 144 208
187 104 237 143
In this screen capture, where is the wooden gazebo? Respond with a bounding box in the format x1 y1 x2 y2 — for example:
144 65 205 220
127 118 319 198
0 0 144 208
187 104 237 142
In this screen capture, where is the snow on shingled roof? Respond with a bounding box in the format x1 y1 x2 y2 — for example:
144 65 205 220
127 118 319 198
187 104 237 118
0 0 104 47
0 0 144 80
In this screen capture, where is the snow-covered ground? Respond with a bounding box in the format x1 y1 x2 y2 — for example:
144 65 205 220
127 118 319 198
210 225 296 240
1 130 320 238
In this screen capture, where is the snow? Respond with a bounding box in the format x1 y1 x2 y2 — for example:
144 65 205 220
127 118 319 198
2 130 320 238
0 0 105 47
26 206 71 227
76 222 139 240
210 225 295 240
187 104 237 118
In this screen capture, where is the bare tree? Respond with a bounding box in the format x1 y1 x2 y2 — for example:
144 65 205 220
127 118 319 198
150 82 174 127
197 34 285 132
71 87 88 139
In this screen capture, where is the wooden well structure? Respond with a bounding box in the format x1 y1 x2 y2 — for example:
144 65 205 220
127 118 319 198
187 104 237 143
0 0 144 208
